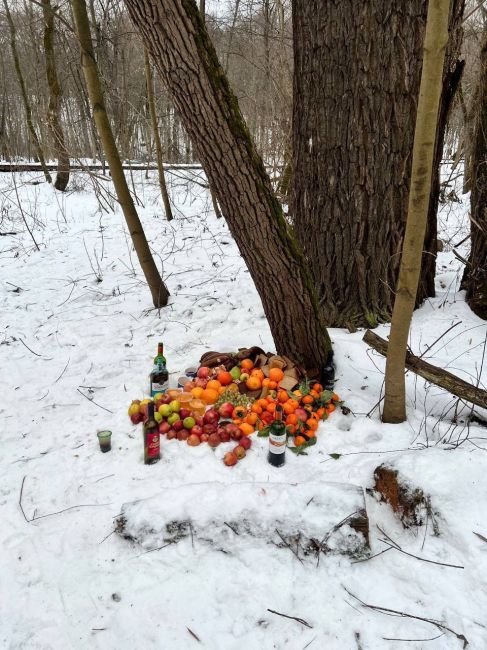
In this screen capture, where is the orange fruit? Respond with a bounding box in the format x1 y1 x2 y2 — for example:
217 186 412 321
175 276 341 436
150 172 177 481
245 412 258 425
257 398 269 409
191 386 204 399
251 403 263 414
268 380 277 390
262 378 271 388
268 367 284 383
277 390 289 403
282 401 295 415
305 429 316 438
286 424 297 435
332 393 340 402
246 376 262 391
313 383 323 393
239 423 254 436
302 395 314 405
217 371 233 386
294 435 306 447
240 359 254 370
207 379 221 392
286 413 298 425
266 402 277 414
261 411 274 424
316 407 325 419
310 390 320 398
293 390 302 398
327 403 336 413
306 418 318 431
251 368 265 380
184 381 195 392
218 386 226 394
201 388 219 404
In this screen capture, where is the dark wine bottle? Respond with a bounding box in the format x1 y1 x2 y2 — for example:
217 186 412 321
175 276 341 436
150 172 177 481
267 404 286 467
144 402 160 464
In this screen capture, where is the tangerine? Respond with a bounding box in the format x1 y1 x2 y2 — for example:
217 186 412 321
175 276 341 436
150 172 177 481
206 379 221 392
250 368 265 381
306 418 319 431
217 371 233 386
326 403 336 414
302 395 314 405
277 390 289 403
246 376 262 391
266 402 277 414
294 435 306 447
239 423 254 436
268 367 284 383
245 412 258 425
286 413 298 425
191 386 204 399
312 383 323 393
332 393 340 402
240 359 254 370
286 424 297 435
201 388 219 404
251 403 263 415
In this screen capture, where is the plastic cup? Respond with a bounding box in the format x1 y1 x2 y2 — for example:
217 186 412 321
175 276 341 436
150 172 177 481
178 392 193 405
97 430 112 453
167 388 182 400
189 399 206 416
185 367 198 378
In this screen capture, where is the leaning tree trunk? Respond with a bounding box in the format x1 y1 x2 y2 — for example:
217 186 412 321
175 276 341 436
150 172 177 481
123 0 332 373
3 0 52 184
144 49 173 221
71 0 170 309
462 27 487 319
292 0 464 330
42 0 70 191
383 0 451 424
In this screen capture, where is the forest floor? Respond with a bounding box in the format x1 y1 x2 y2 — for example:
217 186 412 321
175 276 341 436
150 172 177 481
1 167 486 650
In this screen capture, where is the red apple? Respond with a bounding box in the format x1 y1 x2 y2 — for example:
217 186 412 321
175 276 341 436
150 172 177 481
203 423 218 435
160 394 172 405
220 430 231 442
218 402 234 419
223 451 238 466
295 408 308 422
130 412 143 425
172 420 184 432
203 409 220 425
208 433 221 448
158 421 171 435
179 407 192 420
239 436 251 450
195 377 208 388
234 445 246 459
197 366 210 379
191 425 203 437
225 423 242 441
200 433 210 442
195 416 204 427
166 429 177 440
187 434 200 446
177 429 189 441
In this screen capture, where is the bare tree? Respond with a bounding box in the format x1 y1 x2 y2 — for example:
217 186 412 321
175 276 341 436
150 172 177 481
71 0 170 308
383 0 451 424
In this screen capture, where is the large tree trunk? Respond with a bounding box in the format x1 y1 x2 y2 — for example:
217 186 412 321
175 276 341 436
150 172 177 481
144 49 173 221
383 0 450 424
291 0 463 329
71 0 170 309
123 0 332 373
42 0 70 192
463 27 487 319
3 0 52 184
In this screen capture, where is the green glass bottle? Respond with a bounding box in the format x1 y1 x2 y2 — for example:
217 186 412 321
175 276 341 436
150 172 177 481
267 404 286 467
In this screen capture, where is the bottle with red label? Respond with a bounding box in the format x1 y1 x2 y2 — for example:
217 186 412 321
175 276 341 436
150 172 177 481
268 404 286 467
144 402 160 464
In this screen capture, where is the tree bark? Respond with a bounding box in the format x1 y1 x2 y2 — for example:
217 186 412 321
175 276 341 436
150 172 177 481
291 0 464 329
144 49 174 221
462 27 487 319
42 0 70 191
383 0 450 424
123 0 332 372
364 330 487 411
71 0 170 309
3 0 52 184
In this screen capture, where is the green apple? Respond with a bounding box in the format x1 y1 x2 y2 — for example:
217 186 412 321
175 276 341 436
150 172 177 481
153 392 164 401
230 366 241 380
183 416 196 430
169 400 181 413
154 412 163 423
158 403 171 417
168 413 180 425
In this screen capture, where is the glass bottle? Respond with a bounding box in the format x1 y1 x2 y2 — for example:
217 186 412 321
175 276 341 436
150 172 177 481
267 404 286 467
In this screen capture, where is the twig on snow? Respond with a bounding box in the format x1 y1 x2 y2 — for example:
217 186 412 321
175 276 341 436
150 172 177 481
19 476 29 522
77 388 113 413
377 525 464 569
275 528 304 564
19 337 51 359
343 588 469 648
267 608 313 629
186 627 201 643
473 531 487 544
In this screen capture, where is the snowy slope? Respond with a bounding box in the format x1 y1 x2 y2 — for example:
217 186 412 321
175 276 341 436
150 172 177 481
1 167 486 650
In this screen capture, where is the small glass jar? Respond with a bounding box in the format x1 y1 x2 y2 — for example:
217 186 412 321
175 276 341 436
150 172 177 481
189 399 206 416
97 430 112 453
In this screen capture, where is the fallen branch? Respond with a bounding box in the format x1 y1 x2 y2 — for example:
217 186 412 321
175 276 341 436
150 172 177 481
344 588 468 648
267 608 313 628
363 330 487 410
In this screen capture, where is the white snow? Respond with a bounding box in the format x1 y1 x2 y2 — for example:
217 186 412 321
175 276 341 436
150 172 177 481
1 166 486 649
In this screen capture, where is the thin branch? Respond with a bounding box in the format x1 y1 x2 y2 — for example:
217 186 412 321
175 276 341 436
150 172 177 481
267 608 313 629
77 388 113 413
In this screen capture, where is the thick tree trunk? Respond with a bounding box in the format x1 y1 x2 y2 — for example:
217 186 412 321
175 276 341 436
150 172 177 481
71 0 170 309
123 0 332 372
3 0 52 184
463 28 487 319
383 0 450 424
292 0 464 329
42 0 70 191
144 49 173 221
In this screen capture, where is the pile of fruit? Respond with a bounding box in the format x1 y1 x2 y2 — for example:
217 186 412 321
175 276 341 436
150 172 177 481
128 355 343 465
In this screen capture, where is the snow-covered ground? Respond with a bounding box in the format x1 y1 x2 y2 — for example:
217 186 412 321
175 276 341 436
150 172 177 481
1 167 486 649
